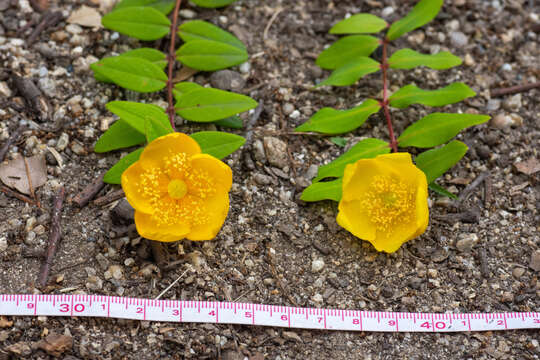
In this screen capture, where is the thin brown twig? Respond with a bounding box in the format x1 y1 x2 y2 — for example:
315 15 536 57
28 11 64 45
0 125 25 162
490 81 540 97
72 172 105 207
380 39 397 152
93 189 124 206
23 156 39 208
1 185 35 205
38 186 65 288
166 0 183 130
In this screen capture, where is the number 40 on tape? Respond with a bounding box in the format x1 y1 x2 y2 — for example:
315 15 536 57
1 294 539 332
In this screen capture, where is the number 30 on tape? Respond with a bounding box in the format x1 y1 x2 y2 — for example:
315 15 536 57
1 294 539 332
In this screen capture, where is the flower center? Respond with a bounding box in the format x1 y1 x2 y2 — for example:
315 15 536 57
362 175 415 233
167 179 188 199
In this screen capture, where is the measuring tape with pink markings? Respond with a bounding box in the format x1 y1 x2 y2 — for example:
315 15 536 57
1 294 539 332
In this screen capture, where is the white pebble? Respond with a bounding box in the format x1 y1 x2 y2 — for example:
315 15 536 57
311 259 325 273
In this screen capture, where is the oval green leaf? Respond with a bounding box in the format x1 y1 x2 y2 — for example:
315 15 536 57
415 140 468 183
176 88 258 122
316 35 380 70
330 14 388 34
103 148 144 184
173 81 203 100
388 49 462 70
387 0 443 41
178 20 245 49
398 113 490 148
314 138 390 182
94 48 167 84
90 56 167 93
94 120 146 153
106 101 172 135
101 7 170 41
191 0 236 8
318 57 380 87
301 179 342 202
389 82 476 109
114 0 175 14
176 39 248 71
295 99 381 135
214 116 243 129
190 131 245 159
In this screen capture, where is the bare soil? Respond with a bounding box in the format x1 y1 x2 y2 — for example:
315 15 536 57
1 0 539 359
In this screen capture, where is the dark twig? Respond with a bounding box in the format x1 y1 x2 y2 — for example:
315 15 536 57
12 75 50 121
73 173 105 207
244 102 264 147
1 185 35 205
484 175 493 208
27 10 64 45
0 125 25 162
38 186 65 288
166 0 183 130
490 81 540 97
150 240 168 269
380 39 397 152
476 248 490 278
93 189 124 206
457 171 490 205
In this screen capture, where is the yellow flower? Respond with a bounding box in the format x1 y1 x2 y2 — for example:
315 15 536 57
121 133 232 242
337 153 428 253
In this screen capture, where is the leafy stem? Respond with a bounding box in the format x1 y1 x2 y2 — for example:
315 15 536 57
380 39 398 153
167 0 183 131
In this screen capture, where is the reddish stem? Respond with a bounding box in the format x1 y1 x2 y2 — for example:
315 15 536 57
380 39 398 153
166 0 183 131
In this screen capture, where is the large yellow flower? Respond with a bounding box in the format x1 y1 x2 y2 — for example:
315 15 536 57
121 133 232 242
337 153 428 253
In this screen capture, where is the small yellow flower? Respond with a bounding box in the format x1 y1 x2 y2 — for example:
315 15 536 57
337 153 429 253
121 133 232 242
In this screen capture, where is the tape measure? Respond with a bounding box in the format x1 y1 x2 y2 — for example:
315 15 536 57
1 294 539 332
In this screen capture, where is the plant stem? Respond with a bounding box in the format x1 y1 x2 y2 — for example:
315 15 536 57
380 39 398 153
166 0 183 131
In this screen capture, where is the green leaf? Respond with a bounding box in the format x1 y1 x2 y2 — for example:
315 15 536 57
114 0 176 14
144 116 172 143
388 49 462 70
173 82 203 99
103 148 144 184
314 138 390 182
214 116 243 129
316 35 380 70
398 113 489 148
318 57 380 87
106 101 172 135
176 40 248 71
428 183 458 199
178 20 245 50
94 120 146 153
295 99 381 134
90 56 167 93
415 140 468 183
301 179 342 202
389 82 476 109
101 7 170 41
387 0 443 41
190 131 245 159
329 14 388 34
330 137 347 147
191 0 236 8
94 48 167 84
176 88 257 122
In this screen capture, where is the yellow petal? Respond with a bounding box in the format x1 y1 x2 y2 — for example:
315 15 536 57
186 193 229 241
190 154 233 194
139 133 201 170
134 210 190 242
371 219 418 253
337 199 376 240
412 172 429 239
121 162 155 214
341 160 390 202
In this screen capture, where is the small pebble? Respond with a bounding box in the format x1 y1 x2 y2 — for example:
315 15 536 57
529 250 540 272
512 267 525 279
56 133 69 151
239 62 251 74
179 9 196 18
456 233 478 252
289 110 300 119
501 63 512 71
311 259 325 272
381 7 394 17
449 31 468 48
502 94 522 111
486 99 501 111
282 103 295 115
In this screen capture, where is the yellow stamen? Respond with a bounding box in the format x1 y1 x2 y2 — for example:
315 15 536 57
362 175 415 233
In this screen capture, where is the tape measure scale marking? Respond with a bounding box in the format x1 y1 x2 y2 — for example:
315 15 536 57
1 294 539 332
